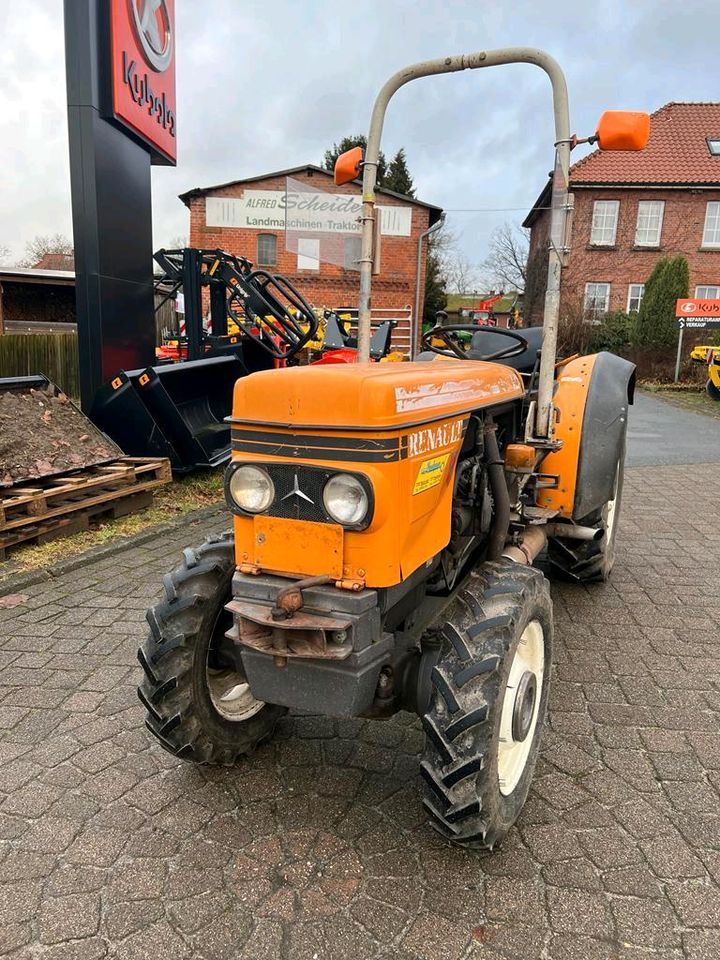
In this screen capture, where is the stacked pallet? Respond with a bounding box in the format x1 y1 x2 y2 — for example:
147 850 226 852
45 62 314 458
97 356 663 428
0 457 171 559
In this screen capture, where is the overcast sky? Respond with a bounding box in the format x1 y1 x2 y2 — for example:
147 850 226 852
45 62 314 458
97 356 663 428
1 0 719 269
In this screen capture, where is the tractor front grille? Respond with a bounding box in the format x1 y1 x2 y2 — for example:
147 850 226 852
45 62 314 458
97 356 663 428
225 461 374 530
264 463 333 524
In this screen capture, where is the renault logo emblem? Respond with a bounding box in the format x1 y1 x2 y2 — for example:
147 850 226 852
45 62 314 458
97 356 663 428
130 0 173 73
281 475 314 505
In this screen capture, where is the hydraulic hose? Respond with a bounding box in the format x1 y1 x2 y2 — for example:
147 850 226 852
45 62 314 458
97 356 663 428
484 420 510 562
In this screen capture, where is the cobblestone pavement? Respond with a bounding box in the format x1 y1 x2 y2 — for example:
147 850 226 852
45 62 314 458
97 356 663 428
0 463 719 960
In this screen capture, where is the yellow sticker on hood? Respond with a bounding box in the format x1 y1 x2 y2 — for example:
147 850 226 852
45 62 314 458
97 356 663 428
413 453 450 495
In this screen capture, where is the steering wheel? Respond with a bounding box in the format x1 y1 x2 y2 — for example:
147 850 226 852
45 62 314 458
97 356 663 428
422 323 529 362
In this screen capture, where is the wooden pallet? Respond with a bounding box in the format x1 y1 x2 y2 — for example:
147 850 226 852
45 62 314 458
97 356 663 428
0 457 172 559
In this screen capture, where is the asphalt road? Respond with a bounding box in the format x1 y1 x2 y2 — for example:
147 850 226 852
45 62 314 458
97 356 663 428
627 391 720 467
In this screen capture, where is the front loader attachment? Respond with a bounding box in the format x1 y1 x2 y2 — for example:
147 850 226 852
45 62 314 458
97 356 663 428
89 248 320 474
90 355 246 473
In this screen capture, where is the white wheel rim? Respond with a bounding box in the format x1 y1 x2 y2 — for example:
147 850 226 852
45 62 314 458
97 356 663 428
497 619 545 796
206 669 265 722
605 464 620 542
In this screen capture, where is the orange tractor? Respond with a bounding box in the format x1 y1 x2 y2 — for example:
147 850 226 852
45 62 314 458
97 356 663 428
139 48 648 848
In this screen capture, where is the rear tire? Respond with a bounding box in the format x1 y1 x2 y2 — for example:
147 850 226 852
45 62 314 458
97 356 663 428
420 562 553 850
706 377 720 401
138 532 286 763
548 438 625 583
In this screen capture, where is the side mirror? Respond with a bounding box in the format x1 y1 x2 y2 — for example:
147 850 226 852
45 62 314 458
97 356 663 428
334 146 364 185
596 111 650 151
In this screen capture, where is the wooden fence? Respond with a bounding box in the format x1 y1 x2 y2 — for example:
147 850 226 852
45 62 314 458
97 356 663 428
0 333 80 397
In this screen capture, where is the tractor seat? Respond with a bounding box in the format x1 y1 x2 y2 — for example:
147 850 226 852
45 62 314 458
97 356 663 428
465 326 543 373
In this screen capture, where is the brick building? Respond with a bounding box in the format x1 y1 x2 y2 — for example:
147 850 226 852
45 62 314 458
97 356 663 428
524 103 720 322
179 165 443 354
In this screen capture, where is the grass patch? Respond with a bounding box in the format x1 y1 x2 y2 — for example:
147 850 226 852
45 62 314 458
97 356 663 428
639 382 720 420
3 468 225 573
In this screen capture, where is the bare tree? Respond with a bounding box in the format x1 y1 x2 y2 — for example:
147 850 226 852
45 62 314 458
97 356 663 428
482 222 529 291
431 222 484 295
18 234 74 268
0 243 11 264
445 253 484 296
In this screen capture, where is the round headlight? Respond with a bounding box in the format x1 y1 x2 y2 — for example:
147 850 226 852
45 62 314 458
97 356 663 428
323 474 368 526
229 465 275 513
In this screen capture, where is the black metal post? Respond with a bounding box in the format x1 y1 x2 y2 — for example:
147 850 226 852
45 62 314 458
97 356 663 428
64 0 156 410
209 278 228 338
182 249 203 362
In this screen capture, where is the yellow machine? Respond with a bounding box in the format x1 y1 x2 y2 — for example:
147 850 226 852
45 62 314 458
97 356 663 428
690 344 720 400
139 48 648 849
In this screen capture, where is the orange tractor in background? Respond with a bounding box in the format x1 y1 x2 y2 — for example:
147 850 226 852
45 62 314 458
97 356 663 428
139 48 649 849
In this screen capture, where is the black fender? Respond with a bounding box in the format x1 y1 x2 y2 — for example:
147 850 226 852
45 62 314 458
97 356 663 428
573 352 635 521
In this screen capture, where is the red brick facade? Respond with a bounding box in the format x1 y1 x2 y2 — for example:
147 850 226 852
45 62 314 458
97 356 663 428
180 166 441 354
525 104 720 324
527 187 720 318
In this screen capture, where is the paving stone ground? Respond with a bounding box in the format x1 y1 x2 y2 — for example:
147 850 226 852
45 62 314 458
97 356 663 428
0 462 719 960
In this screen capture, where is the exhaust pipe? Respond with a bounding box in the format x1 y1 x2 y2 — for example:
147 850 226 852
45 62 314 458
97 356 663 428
502 525 547 565
501 522 603 565
544 523 603 542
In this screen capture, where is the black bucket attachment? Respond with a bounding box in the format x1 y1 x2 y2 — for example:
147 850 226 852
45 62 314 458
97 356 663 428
91 355 246 473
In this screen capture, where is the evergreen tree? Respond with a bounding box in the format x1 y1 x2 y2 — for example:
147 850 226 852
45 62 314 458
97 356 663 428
635 255 689 347
322 135 387 185
423 241 447 327
383 148 415 197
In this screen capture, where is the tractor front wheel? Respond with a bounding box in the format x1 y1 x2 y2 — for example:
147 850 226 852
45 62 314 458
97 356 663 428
138 533 286 763
706 377 720 401
420 562 553 850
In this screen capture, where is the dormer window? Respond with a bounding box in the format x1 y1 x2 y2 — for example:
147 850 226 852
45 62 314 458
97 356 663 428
707 138 720 156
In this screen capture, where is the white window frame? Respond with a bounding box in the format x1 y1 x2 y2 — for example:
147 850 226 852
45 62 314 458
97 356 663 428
584 282 611 317
634 200 664 247
590 200 619 246
627 283 645 313
702 202 720 248
695 284 720 299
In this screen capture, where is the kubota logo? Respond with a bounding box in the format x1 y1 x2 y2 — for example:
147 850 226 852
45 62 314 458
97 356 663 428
681 302 695 314
129 0 173 72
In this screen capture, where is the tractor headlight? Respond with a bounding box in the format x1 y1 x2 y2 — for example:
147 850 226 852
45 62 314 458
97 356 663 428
228 465 275 513
323 474 369 526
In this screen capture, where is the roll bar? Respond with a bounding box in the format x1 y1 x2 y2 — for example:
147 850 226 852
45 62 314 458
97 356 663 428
356 48 572 439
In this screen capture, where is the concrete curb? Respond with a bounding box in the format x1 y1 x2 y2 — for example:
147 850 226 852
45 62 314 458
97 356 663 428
0 503 226 594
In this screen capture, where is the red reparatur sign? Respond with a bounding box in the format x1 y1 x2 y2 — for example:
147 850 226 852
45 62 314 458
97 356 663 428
675 298 720 317
110 0 177 165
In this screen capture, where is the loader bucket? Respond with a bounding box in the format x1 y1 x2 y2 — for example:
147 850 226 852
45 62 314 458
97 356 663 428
0 374 122 488
90 355 246 473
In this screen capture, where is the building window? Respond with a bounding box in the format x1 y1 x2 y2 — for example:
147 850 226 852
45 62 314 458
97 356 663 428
634 200 664 247
627 283 645 312
590 200 619 246
702 202 720 247
707 138 720 156
695 285 720 299
343 236 362 270
584 282 611 316
256 234 277 266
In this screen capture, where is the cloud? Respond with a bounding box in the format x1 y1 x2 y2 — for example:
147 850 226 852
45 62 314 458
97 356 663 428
2 0 719 269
